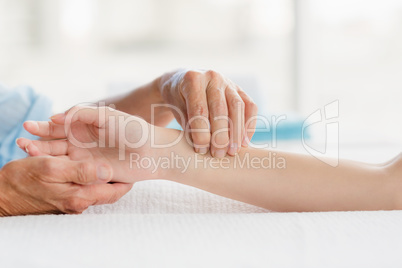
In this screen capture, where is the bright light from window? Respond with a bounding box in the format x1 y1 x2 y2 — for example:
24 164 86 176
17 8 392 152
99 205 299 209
60 0 95 38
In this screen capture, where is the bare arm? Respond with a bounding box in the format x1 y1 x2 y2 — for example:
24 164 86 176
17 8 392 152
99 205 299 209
151 127 400 212
20 107 402 212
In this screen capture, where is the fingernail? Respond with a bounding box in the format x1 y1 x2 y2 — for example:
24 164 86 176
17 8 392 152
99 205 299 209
24 145 30 154
228 143 238 155
15 138 22 147
198 147 208 155
15 138 27 152
50 113 66 121
97 165 112 181
215 149 225 158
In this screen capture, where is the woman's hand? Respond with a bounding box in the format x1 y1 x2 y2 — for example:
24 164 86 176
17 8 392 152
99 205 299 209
18 106 166 183
158 69 258 157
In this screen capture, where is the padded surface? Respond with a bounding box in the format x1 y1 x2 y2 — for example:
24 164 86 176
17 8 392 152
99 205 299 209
1 143 401 267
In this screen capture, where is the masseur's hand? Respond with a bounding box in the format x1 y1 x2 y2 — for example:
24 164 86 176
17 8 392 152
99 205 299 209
0 157 133 216
158 69 258 157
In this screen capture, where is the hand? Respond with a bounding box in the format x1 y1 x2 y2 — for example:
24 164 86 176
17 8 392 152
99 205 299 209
158 69 258 157
0 156 133 216
17 106 163 183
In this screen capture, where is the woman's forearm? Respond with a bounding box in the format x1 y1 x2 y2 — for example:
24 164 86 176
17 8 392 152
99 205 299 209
21 107 401 212
152 128 399 212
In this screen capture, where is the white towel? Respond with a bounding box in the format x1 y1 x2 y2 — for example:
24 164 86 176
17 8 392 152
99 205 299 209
84 180 269 214
1 144 401 268
2 211 402 268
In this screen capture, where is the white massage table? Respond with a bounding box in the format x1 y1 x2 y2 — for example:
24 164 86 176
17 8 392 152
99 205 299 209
1 142 401 268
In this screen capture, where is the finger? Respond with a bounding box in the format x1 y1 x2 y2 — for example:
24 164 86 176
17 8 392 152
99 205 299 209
80 183 133 206
50 106 108 128
17 138 69 157
49 105 90 125
64 106 110 128
23 121 67 139
225 87 245 156
237 90 258 147
16 137 45 156
50 103 108 125
16 138 29 153
25 141 44 157
48 159 114 185
49 112 66 124
25 145 70 159
206 87 229 158
181 74 211 154
55 155 70 160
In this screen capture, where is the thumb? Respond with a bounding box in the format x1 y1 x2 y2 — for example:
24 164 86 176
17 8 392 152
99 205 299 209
63 160 113 185
64 106 107 128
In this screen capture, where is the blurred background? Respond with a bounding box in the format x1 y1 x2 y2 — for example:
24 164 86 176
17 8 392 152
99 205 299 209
0 0 401 147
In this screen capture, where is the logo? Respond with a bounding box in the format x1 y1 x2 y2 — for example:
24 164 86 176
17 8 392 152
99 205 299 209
302 100 339 167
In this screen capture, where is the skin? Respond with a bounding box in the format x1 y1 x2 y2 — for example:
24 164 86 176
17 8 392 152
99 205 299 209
0 157 132 216
104 69 258 157
0 69 256 216
18 107 402 212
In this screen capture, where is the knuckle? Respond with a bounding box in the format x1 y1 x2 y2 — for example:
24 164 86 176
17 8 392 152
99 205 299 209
62 197 90 214
183 70 201 84
76 163 91 184
48 122 54 136
229 97 244 110
206 70 220 80
189 102 208 117
47 142 54 155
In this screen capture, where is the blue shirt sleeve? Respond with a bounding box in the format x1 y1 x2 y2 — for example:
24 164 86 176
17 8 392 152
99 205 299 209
0 84 53 167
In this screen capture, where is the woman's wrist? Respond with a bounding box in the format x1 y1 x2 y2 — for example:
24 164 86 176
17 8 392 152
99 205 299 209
147 127 212 181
